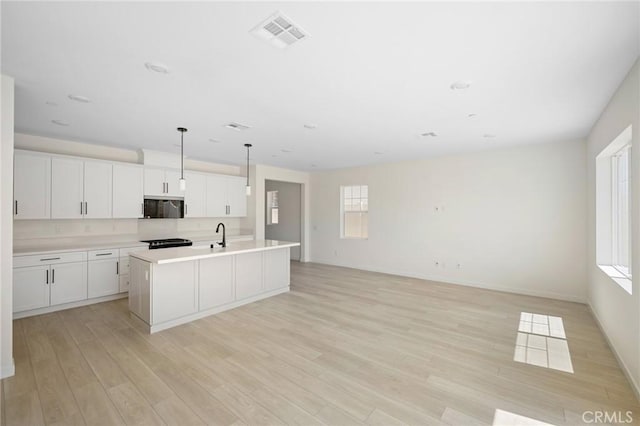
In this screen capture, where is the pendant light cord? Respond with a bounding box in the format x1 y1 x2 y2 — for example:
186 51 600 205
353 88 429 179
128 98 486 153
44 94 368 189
244 143 252 187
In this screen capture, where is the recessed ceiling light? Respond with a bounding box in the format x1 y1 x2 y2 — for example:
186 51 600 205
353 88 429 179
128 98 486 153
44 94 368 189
224 122 251 131
209 138 222 143
468 113 478 118
311 164 317 168
281 149 293 153
421 132 438 137
374 151 384 155
303 124 317 130
68 94 90 103
45 101 58 107
51 120 70 126
483 134 496 139
145 62 169 74
450 80 472 90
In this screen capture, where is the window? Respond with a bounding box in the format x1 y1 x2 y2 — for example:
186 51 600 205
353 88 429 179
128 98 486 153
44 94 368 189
341 185 368 239
266 190 279 225
612 145 631 278
596 125 632 294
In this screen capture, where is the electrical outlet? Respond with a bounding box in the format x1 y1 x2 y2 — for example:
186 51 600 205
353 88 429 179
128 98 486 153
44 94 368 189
434 261 439 267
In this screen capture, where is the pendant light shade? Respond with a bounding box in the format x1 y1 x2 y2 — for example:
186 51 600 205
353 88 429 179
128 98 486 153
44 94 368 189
177 127 187 191
244 143 252 196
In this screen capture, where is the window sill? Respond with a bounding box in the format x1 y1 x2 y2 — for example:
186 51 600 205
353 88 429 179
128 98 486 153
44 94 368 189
598 265 632 294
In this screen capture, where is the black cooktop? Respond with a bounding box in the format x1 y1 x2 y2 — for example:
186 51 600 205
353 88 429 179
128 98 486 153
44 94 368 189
140 238 193 249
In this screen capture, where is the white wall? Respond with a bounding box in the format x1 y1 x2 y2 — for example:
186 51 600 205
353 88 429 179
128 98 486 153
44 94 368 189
587 59 640 395
251 165 311 262
310 139 588 302
265 180 302 261
1 75 15 378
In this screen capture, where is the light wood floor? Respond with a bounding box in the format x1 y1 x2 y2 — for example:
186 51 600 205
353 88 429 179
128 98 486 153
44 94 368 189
1 262 638 425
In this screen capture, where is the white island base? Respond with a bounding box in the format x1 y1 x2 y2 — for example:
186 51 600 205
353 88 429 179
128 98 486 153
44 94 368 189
128 240 299 333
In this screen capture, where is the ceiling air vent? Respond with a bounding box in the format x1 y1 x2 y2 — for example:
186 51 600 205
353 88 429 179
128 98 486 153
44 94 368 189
224 122 251 131
250 12 308 49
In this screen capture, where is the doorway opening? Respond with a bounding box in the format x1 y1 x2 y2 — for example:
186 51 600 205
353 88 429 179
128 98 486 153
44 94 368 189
265 180 302 261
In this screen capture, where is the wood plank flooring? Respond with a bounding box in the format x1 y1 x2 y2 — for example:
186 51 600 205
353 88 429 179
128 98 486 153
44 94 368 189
2 262 638 425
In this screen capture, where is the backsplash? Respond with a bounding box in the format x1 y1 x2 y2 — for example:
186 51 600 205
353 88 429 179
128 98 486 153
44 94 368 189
14 217 248 241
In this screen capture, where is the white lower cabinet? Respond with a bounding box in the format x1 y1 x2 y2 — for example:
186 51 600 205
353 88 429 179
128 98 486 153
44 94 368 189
13 257 88 314
88 258 120 298
50 262 88 305
152 262 198 324
264 248 290 291
13 265 50 312
235 252 264 300
199 256 234 310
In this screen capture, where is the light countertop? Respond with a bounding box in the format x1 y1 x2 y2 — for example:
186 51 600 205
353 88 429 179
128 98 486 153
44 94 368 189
13 233 254 256
131 239 300 264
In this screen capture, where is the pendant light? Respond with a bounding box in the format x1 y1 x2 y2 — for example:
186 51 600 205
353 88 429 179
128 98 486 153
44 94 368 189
244 143 252 196
177 127 187 191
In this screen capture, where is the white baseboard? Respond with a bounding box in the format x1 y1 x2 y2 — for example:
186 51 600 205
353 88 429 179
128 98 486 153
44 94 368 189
589 303 640 401
310 258 586 304
13 293 128 319
1 359 15 379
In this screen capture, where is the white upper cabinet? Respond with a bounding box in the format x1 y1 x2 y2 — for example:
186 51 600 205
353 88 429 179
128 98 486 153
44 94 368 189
165 169 183 197
144 167 166 197
14 151 51 219
51 157 84 219
144 167 183 197
205 175 247 218
226 176 247 217
52 157 114 219
84 161 112 219
113 164 143 218
184 172 206 218
206 175 228 217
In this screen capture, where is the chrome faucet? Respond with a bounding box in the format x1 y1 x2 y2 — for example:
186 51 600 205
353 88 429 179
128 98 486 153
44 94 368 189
215 222 226 248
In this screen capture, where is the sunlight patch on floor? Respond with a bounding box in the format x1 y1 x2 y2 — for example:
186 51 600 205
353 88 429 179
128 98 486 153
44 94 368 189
513 312 573 373
493 408 556 426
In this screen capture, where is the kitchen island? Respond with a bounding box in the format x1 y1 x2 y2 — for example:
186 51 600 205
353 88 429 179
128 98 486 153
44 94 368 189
129 239 299 333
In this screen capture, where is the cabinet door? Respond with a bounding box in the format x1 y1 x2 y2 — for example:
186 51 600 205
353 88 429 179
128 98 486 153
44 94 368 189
199 256 234 310
88 259 119 298
84 161 112 219
184 172 206 218
235 252 263 300
14 152 51 219
226 177 247 217
164 169 183 197
206 175 227 217
13 265 50 312
144 167 166 197
113 164 144 218
264 248 290 291
50 262 87 305
152 262 198 324
51 157 84 219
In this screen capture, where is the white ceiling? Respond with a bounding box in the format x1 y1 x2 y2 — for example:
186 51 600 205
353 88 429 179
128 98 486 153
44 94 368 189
2 1 638 170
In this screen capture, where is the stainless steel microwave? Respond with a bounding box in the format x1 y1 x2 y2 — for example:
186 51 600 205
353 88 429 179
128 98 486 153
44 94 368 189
143 198 184 219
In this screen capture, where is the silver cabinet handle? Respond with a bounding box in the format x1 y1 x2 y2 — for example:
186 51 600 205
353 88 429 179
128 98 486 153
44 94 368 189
14 200 17 215
40 257 60 261
46 269 49 284
52 268 55 284
95 252 112 256
185 204 188 216
116 261 119 275
81 202 84 215
166 182 169 193
85 201 88 215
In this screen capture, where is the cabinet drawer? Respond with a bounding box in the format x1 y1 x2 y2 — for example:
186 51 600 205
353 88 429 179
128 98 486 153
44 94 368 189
14 251 87 268
119 246 148 257
87 249 119 260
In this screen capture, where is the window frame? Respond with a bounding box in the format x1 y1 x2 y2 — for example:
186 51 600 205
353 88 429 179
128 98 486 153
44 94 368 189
611 144 631 279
